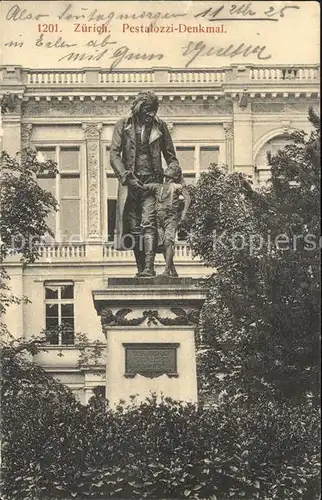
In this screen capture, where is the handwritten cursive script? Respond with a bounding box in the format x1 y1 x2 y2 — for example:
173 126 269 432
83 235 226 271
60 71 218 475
6 3 186 27
182 40 271 67
3 1 310 69
194 2 300 22
58 44 164 70
58 2 186 25
6 3 49 20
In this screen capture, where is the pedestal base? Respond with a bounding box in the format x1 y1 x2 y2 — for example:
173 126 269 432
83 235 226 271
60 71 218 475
93 277 207 407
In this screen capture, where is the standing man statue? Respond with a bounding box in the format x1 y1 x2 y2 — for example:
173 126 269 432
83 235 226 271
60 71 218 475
110 91 180 277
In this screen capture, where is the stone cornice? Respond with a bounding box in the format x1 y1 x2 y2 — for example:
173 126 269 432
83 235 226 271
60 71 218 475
21 117 232 126
3 90 320 102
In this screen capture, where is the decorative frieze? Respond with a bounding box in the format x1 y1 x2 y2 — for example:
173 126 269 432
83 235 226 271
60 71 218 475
252 102 286 113
100 307 200 334
21 97 234 118
160 99 233 116
251 101 319 114
285 102 319 113
21 123 33 149
223 122 234 172
22 99 129 117
82 122 103 240
21 95 318 120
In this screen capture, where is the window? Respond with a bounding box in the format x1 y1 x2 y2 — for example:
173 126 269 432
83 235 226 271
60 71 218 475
200 146 219 171
175 144 220 177
45 282 75 345
36 146 81 242
107 199 117 241
255 135 292 187
106 146 118 241
175 146 195 173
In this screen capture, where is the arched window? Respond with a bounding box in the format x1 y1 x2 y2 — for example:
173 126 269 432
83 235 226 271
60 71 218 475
254 134 292 187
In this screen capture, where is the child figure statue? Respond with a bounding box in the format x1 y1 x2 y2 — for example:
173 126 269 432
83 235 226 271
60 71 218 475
143 163 191 277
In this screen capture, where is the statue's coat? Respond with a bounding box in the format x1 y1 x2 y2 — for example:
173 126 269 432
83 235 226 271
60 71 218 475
110 114 179 250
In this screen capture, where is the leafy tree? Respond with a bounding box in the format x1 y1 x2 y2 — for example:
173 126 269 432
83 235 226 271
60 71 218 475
187 109 320 405
0 148 58 263
0 148 58 335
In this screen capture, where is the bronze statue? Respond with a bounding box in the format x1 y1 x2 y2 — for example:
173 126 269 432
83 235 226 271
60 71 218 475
143 163 191 277
110 91 180 277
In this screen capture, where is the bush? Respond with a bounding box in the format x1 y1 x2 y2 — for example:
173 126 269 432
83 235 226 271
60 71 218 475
1 356 320 500
78 395 320 500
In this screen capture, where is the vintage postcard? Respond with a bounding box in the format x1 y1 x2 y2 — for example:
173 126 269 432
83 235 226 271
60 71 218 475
0 1 320 499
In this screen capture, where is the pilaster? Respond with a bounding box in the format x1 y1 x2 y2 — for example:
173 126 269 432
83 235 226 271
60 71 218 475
21 123 33 149
1 95 22 155
82 122 103 242
233 95 254 179
223 122 234 172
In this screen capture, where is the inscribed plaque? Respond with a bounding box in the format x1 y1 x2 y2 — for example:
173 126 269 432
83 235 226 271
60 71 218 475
123 343 179 378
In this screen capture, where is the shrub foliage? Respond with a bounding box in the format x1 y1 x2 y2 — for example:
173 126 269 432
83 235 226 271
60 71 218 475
1 345 320 500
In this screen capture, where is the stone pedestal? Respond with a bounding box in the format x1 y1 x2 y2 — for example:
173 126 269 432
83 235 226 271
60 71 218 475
92 277 207 407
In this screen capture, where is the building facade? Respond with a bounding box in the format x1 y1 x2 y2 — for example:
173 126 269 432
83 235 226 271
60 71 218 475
1 63 320 403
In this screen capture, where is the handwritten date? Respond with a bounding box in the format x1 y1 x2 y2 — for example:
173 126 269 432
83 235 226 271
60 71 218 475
194 2 300 21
